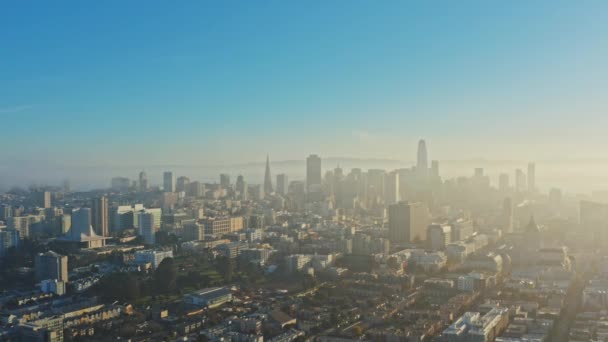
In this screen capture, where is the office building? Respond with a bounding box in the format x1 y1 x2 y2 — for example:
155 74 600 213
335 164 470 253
442 308 509 342
450 218 474 241
139 171 148 191
163 171 175 192
235 175 247 200
139 211 158 245
35 250 68 282
498 173 509 193
176 176 190 192
388 201 429 244
91 196 109 237
502 198 513 234
427 223 452 250
134 249 173 269
527 162 536 193
306 154 322 190
61 214 71 234
0 229 19 257
515 169 526 192
276 173 288 195
203 217 244 236
36 191 51 209
0 204 12 222
183 220 205 242
384 171 400 205
111 177 130 192
367 169 386 202
8 215 43 239
430 160 439 179
220 173 231 189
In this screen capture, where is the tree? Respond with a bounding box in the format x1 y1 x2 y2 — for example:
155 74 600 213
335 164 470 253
216 256 235 283
95 273 141 301
154 257 177 294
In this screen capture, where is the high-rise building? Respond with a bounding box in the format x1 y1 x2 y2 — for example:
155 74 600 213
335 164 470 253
91 196 109 237
515 169 526 192
139 171 148 192
183 220 205 242
502 197 513 233
220 174 231 189
417 139 428 179
61 214 71 234
427 224 452 250
0 229 19 257
527 162 536 193
388 201 429 244
111 177 130 192
176 176 190 192
139 212 157 245
367 169 386 203
35 250 68 283
37 191 51 209
163 171 175 192
430 160 439 179
549 188 562 212
276 174 288 195
0 204 12 222
264 155 273 195
188 181 205 198
384 171 400 205
498 173 509 193
306 154 322 191
235 175 247 200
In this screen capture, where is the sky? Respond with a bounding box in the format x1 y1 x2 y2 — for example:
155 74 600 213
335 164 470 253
2 1 608 174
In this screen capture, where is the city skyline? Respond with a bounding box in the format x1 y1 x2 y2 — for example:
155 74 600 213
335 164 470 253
3 2 608 339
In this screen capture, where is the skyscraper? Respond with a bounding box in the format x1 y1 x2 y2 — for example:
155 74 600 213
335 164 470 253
276 173 288 195
499 173 510 193
91 196 109 237
502 197 513 233
515 169 526 192
35 250 68 282
176 176 190 192
388 201 429 244
235 175 247 200
163 171 175 192
430 160 439 179
264 155 273 195
306 154 322 191
527 162 536 193
220 174 231 189
139 211 157 245
37 191 51 209
384 171 400 205
417 139 428 178
139 171 148 192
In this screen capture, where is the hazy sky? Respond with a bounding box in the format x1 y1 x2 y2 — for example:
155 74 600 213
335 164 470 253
2 1 608 167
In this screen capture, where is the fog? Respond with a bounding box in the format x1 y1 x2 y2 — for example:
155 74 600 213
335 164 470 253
2 158 607 195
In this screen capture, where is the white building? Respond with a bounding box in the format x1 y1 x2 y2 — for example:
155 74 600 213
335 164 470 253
443 308 509 342
134 249 173 269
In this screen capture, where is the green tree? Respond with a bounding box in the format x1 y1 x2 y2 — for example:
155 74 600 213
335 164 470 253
216 256 235 283
154 257 177 294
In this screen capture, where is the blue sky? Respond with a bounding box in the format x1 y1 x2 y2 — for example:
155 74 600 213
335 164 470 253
2 1 608 167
